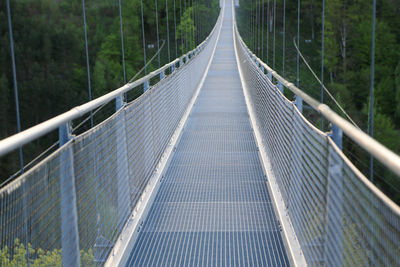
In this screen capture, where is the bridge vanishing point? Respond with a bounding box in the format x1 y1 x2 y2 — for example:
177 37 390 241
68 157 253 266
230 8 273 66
0 0 399 266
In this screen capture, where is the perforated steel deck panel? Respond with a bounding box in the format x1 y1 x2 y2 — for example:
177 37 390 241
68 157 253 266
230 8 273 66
126 1 290 266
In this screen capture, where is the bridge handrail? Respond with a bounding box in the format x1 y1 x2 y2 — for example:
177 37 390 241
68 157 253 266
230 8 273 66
236 35 400 216
0 32 212 158
238 36 400 179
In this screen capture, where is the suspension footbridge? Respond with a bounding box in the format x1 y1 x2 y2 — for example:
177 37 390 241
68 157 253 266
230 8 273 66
0 0 399 266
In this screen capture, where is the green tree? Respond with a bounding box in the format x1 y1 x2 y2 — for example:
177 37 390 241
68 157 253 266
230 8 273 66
177 7 196 52
0 238 94 266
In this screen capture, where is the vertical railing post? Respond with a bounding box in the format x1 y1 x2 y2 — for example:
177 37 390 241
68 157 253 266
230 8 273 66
289 113 305 249
115 95 131 236
278 81 284 94
160 70 165 80
331 124 343 150
324 144 344 266
115 94 124 111
143 80 150 92
295 95 303 113
267 71 272 81
59 123 80 267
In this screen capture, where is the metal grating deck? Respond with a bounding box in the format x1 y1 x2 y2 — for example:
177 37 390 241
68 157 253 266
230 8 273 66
126 1 290 266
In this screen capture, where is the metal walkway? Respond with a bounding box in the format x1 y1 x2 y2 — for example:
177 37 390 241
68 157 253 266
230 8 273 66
126 2 290 266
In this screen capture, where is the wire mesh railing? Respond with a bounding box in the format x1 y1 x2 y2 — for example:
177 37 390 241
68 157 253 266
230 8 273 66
234 7 400 266
0 6 222 266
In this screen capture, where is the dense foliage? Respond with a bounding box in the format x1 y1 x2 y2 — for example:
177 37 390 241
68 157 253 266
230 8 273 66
0 0 219 181
236 0 400 202
0 239 93 266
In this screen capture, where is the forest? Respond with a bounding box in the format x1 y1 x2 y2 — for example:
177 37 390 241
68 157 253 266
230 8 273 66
0 0 219 183
236 0 400 202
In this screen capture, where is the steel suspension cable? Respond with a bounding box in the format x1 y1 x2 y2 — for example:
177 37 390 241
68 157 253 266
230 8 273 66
174 0 178 58
261 0 264 60
194 0 197 45
199 0 202 43
369 0 377 181
82 0 93 127
254 0 257 51
282 0 285 77
296 0 300 88
320 0 325 130
192 0 196 45
273 0 276 69
250 0 253 49
6 0 23 173
166 0 171 62
184 0 187 52
257 0 262 56
155 0 161 68
254 0 256 51
192 0 195 48
118 0 126 84
266 0 269 63
255 0 259 54
193 0 196 46
198 0 201 43
129 39 166 83
187 0 190 50
190 0 193 49
254 0 258 55
253 0 255 50
196 0 200 44
250 0 252 48
6 1 29 265
293 38 360 129
180 0 183 54
140 0 147 75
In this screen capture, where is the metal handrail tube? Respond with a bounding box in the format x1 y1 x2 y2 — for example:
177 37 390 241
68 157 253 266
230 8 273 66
237 31 400 178
0 36 211 158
